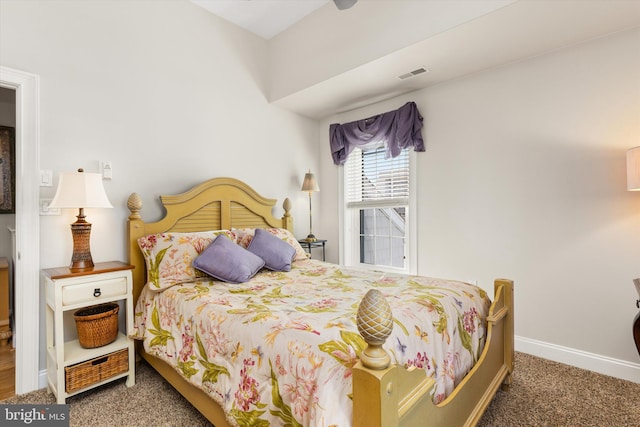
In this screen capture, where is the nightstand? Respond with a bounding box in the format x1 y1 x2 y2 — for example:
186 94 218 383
42 261 135 403
298 239 327 261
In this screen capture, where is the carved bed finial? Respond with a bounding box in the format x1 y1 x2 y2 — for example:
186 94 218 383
356 289 393 370
127 193 142 220
282 197 292 217
281 198 293 231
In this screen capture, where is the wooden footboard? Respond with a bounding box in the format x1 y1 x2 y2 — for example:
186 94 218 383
353 279 514 427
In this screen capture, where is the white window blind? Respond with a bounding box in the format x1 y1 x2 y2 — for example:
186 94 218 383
345 144 410 208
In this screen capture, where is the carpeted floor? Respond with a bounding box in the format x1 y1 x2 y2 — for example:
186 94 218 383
479 353 639 427
2 352 638 426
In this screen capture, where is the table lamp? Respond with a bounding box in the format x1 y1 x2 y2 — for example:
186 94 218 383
48 168 113 271
301 170 320 242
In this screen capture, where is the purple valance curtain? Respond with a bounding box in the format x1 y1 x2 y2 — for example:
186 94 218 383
329 101 425 166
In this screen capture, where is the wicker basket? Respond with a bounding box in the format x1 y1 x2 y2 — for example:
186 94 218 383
73 303 119 348
65 348 128 393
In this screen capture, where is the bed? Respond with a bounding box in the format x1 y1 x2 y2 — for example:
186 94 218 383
126 177 514 427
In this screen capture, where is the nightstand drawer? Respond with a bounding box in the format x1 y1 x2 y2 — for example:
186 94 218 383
62 277 127 306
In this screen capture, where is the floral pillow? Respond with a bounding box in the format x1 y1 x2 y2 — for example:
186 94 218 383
234 227 309 261
137 230 237 291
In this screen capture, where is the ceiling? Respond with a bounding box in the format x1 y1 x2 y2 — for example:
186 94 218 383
191 0 329 39
191 1 640 119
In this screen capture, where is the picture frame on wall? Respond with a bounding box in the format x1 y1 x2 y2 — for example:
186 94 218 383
0 126 15 214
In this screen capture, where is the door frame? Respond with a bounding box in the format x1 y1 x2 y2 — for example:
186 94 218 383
0 66 40 394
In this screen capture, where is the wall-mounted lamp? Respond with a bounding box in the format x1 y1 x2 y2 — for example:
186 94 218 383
627 146 640 191
301 170 320 242
48 168 113 271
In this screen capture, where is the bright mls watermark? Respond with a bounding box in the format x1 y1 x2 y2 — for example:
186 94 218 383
1 405 69 426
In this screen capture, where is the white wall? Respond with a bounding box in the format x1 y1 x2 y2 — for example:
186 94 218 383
0 0 320 370
0 0 320 266
319 27 640 374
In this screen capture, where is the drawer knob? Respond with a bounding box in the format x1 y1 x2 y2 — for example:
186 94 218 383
93 288 101 297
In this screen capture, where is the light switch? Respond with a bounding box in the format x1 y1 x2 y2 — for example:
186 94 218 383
101 161 113 180
40 199 60 215
40 169 53 187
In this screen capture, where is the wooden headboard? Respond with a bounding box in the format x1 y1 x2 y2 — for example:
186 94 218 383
126 177 292 303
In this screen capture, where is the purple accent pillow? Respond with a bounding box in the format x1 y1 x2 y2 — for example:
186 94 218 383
247 228 296 272
193 235 265 283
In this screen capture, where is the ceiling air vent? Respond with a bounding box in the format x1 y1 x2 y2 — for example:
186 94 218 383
397 67 429 80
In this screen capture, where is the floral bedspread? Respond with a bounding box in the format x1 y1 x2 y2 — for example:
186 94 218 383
132 259 491 427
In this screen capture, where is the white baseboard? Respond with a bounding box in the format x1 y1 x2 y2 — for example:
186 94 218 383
516 335 640 383
38 369 47 390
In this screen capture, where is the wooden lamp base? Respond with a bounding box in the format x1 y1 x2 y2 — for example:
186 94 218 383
69 208 94 271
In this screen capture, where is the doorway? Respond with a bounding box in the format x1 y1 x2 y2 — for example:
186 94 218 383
0 86 16 398
0 66 40 395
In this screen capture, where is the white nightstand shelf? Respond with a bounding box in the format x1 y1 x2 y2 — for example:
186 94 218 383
43 261 136 404
47 333 130 367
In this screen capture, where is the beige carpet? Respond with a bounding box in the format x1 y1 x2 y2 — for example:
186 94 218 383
2 352 639 426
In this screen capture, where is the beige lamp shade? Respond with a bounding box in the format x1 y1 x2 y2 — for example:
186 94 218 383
301 171 320 193
628 147 640 191
49 169 113 209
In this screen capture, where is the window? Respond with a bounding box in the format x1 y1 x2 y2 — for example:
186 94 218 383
342 143 415 273
359 207 406 268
